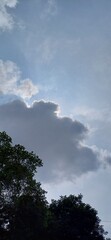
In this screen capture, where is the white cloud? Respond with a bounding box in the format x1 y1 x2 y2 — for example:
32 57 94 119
0 60 38 99
41 0 57 19
72 106 111 122
37 38 58 64
0 100 111 183
35 37 80 65
0 0 18 30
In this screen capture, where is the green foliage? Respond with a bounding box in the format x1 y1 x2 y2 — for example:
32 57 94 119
48 194 107 240
0 131 46 240
0 131 42 201
9 193 47 240
0 131 109 240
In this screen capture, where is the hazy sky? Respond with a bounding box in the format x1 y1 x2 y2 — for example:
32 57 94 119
0 0 111 236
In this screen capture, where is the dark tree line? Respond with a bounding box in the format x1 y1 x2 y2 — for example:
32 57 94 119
0 132 110 240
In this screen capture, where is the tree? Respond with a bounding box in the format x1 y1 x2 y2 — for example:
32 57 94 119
0 131 110 240
9 193 47 240
0 131 47 239
48 194 107 240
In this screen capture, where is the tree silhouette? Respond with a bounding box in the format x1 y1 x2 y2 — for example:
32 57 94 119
0 131 47 240
0 131 110 240
48 194 107 240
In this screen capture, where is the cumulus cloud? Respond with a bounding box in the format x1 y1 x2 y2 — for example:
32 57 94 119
0 0 18 30
0 100 111 183
0 60 38 99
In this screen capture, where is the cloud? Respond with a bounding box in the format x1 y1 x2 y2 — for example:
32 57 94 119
37 38 58 64
41 0 57 19
0 60 38 99
72 106 111 125
35 37 80 65
0 0 18 30
0 100 111 183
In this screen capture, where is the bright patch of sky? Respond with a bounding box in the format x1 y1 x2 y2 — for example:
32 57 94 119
0 0 111 237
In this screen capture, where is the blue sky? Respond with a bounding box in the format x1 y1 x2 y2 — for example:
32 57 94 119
1 0 111 236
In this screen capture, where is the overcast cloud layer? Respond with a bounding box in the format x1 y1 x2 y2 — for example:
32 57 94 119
0 100 111 183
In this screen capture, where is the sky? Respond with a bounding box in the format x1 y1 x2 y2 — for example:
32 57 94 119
0 0 111 237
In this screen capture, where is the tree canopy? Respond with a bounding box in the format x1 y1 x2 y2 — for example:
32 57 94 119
0 131 47 240
0 131 110 240
48 194 107 240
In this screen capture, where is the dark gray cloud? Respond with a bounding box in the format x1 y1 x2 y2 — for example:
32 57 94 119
0 100 108 182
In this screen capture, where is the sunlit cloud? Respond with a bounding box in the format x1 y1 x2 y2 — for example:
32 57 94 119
0 60 39 99
0 0 18 30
